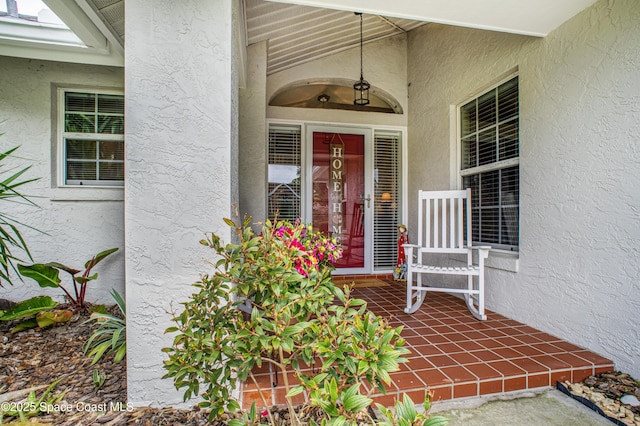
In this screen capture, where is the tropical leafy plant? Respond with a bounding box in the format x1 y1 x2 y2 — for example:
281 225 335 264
92 369 107 388
376 393 449 426
163 217 444 425
0 295 72 333
0 140 39 287
18 248 119 309
0 295 57 321
0 379 65 423
83 288 126 365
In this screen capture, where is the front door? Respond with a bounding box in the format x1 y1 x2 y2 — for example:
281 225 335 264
306 126 372 274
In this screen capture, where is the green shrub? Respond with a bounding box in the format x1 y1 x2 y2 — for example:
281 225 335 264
163 217 431 425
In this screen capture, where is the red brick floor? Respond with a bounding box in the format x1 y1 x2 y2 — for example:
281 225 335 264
241 279 614 408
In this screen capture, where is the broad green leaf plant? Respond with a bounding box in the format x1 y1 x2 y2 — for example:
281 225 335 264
163 218 447 425
0 295 72 333
18 248 119 309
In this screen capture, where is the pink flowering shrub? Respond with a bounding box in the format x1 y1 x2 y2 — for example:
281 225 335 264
272 220 341 277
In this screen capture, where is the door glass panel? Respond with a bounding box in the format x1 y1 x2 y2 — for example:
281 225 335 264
312 132 365 269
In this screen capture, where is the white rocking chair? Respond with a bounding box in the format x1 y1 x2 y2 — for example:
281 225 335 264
404 189 490 320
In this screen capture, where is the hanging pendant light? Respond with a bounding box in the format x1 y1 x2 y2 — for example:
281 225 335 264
353 12 370 106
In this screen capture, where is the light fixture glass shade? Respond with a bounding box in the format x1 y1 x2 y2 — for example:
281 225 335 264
353 76 370 105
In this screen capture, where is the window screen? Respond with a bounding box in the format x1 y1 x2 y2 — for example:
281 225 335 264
268 124 301 221
374 130 401 270
62 91 125 186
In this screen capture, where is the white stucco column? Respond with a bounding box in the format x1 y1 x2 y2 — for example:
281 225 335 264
124 0 237 406
239 41 268 221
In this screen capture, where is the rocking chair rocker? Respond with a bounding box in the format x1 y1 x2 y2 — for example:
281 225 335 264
403 189 490 320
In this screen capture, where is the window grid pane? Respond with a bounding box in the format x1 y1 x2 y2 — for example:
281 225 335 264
67 161 97 181
478 128 497 166
461 76 519 250
460 101 477 137
65 113 96 133
98 115 125 134
99 162 125 181
461 135 476 170
499 119 519 160
66 139 96 160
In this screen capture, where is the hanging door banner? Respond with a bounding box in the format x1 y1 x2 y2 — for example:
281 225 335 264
329 134 344 245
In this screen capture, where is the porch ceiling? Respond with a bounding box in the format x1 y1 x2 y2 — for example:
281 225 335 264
244 0 426 75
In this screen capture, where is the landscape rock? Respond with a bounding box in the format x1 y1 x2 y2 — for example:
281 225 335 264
563 371 640 426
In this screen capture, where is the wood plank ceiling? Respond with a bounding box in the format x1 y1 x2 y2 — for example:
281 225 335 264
244 0 425 75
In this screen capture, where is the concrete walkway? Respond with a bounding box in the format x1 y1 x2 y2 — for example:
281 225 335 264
430 389 611 425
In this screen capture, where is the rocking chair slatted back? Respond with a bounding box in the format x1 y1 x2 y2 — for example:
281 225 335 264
418 189 470 254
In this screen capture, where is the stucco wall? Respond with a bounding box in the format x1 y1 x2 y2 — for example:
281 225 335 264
125 0 237 406
267 33 409 127
0 56 124 304
407 0 640 377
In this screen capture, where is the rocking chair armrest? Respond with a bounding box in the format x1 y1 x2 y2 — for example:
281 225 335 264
469 245 491 259
402 243 419 249
402 243 419 260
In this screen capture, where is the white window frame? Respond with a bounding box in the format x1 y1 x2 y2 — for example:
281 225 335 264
57 87 124 188
457 73 520 252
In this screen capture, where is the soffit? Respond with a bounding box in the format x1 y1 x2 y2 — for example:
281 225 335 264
85 0 124 45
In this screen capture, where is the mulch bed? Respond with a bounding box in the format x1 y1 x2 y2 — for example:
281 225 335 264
0 308 215 425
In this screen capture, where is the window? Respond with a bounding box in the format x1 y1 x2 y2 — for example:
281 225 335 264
268 124 301 221
374 130 401 270
60 90 124 186
460 76 519 250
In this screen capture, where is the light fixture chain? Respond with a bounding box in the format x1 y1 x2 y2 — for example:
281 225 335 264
360 13 364 80
353 12 370 106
